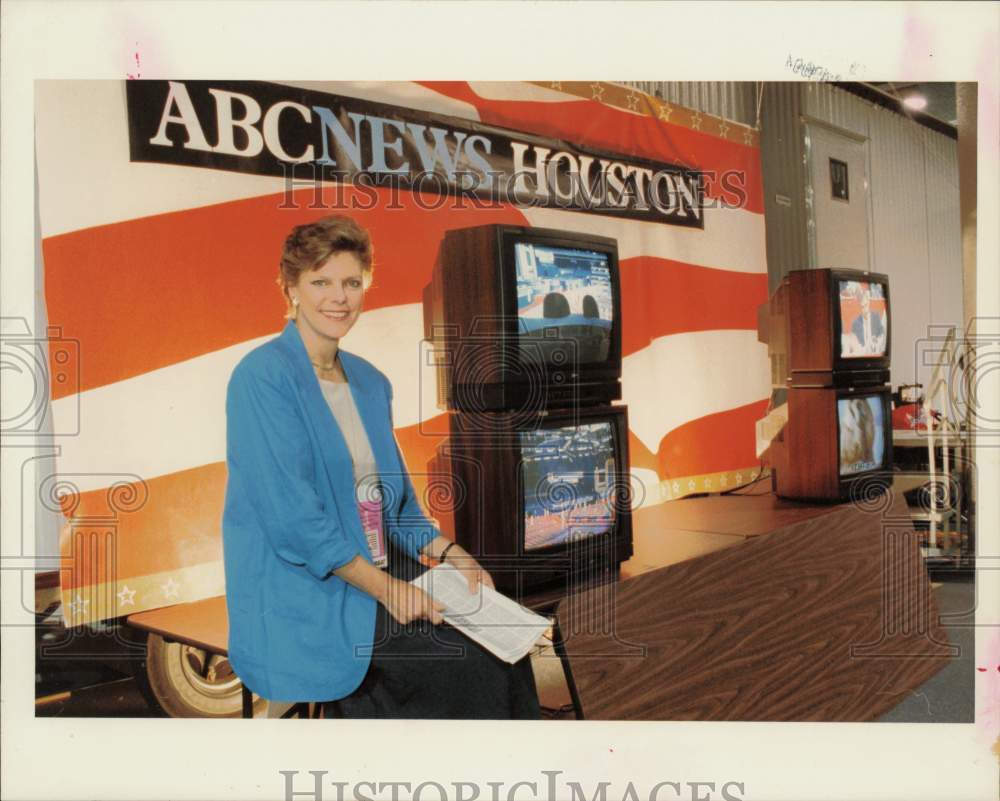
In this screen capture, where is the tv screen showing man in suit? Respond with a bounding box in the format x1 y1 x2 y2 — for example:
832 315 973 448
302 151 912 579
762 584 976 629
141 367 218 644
521 422 616 551
839 279 887 358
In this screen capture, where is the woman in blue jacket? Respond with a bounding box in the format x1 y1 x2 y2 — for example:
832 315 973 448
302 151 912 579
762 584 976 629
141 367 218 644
222 215 540 718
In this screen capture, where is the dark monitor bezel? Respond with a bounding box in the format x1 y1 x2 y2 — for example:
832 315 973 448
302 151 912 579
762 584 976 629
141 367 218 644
835 386 894 483
497 226 623 383
516 406 630 558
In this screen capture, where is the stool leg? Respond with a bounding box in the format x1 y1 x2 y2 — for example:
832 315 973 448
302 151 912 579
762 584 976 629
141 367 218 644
241 685 253 719
280 703 310 719
552 616 585 720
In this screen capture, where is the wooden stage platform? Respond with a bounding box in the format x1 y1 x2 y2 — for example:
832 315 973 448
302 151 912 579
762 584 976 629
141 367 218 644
557 488 954 721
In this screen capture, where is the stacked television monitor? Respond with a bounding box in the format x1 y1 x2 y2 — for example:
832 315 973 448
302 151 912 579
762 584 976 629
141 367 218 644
759 268 893 501
423 225 622 411
424 225 632 601
427 406 633 598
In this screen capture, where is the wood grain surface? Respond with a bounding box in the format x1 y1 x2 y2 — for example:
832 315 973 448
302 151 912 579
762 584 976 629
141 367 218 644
630 489 837 537
558 493 953 720
128 595 229 654
788 268 834 377
781 388 841 499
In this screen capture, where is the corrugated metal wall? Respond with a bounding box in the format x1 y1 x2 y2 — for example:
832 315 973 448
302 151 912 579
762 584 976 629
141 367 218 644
866 100 935 385
759 83 809 293
801 83 870 137
923 128 963 335
759 82 963 386
620 81 758 127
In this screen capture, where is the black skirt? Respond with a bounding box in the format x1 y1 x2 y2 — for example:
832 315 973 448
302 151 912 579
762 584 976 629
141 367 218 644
324 549 541 720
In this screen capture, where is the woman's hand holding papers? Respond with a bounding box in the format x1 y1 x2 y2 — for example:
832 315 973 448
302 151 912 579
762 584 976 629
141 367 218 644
419 537 495 594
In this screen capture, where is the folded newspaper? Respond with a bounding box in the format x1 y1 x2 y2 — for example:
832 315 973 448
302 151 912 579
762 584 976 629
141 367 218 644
412 564 550 664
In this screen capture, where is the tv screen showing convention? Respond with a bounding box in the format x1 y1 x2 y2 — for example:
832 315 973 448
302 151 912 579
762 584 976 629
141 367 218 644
839 279 888 359
515 242 613 364
521 421 617 551
838 394 886 477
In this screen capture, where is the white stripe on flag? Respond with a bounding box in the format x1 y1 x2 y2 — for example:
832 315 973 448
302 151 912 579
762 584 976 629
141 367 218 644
36 81 291 239
519 205 766 275
466 82 587 104
630 467 664 509
49 305 435 493
50 333 269 495
622 329 771 454
275 81 482 122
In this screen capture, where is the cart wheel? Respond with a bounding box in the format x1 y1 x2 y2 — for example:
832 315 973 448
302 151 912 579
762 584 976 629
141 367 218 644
141 632 262 718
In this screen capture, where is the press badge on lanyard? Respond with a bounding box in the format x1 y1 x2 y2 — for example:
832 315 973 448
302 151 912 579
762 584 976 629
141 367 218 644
357 478 387 568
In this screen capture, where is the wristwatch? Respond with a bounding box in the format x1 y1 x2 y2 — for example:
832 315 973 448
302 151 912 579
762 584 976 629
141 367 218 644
439 542 457 564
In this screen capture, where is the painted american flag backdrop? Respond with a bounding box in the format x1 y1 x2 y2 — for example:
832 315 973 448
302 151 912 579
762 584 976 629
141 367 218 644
36 81 770 625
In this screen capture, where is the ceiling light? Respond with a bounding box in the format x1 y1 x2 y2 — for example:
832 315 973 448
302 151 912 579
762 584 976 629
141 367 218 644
902 95 928 111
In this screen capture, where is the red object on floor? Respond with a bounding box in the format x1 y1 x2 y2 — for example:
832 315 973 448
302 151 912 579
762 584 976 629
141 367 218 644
892 403 939 431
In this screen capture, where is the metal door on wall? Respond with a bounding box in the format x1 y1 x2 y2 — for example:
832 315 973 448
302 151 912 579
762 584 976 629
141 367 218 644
804 121 871 271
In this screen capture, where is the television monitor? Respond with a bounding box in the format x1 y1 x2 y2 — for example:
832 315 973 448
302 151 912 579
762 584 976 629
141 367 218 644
768 386 893 501
423 225 622 412
758 268 891 388
427 405 633 601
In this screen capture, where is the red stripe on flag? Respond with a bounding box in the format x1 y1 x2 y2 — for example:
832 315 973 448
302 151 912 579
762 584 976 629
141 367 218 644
620 257 768 356
59 462 226 591
43 188 528 399
657 399 770 478
394 416 448 515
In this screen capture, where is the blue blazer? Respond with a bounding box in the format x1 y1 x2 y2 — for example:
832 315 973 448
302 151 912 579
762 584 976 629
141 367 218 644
222 321 438 701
